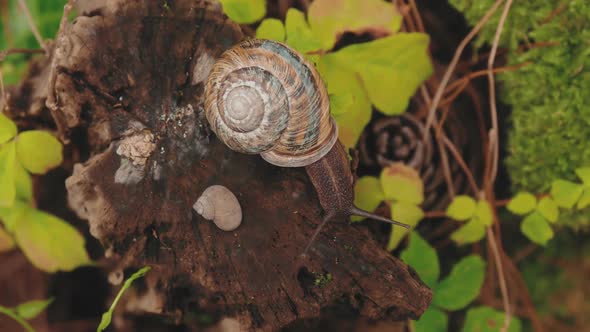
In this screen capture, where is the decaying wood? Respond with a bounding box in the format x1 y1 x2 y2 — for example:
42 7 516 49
7 0 434 330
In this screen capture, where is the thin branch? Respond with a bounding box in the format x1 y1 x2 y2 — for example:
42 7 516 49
423 0 505 142
485 0 513 190
442 135 479 194
487 227 511 332
17 0 48 54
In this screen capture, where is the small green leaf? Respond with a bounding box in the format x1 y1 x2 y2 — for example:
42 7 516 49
0 141 17 207
352 176 384 222
0 201 27 232
507 192 537 215
380 163 424 204
446 195 476 221
400 232 439 288
550 180 584 208
0 226 15 252
14 298 53 319
433 255 486 311
537 197 559 223
14 160 33 202
285 8 323 54
256 18 285 42
521 211 554 246
474 200 493 226
218 0 266 24
414 307 447 332
577 189 590 210
575 167 590 186
387 202 424 250
0 113 18 144
308 0 402 50
16 130 63 174
14 206 91 272
450 218 486 245
462 306 522 332
98 266 151 332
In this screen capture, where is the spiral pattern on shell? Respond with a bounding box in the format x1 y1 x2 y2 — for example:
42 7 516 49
204 39 338 167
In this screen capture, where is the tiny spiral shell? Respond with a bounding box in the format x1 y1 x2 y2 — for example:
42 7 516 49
194 185 242 231
204 39 338 167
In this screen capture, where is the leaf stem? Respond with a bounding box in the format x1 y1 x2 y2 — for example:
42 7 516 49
0 306 35 332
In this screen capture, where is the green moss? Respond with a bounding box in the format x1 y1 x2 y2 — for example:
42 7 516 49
449 0 590 227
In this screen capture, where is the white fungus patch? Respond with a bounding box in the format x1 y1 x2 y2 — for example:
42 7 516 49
116 130 156 166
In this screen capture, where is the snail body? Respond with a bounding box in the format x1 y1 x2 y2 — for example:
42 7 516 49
204 39 408 252
194 185 242 231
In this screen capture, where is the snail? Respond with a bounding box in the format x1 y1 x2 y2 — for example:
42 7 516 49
204 39 409 254
194 185 242 231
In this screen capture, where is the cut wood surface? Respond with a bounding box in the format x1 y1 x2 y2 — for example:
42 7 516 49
5 0 433 330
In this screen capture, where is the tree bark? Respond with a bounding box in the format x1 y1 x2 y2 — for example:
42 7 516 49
24 0 435 330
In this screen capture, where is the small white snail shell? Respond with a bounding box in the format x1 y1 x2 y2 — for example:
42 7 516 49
193 185 242 231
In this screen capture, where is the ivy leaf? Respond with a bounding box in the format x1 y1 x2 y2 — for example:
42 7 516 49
474 200 493 226
0 226 15 252
329 33 432 115
308 0 402 50
577 189 590 210
400 232 439 288
318 54 372 148
98 266 151 332
0 141 17 207
433 255 486 311
450 218 486 245
521 211 553 246
0 113 17 144
387 202 424 250
13 206 91 272
537 197 559 223
16 130 63 174
446 195 476 221
352 176 384 222
380 163 424 204
414 307 447 332
507 192 537 215
285 9 323 55
462 306 522 332
575 167 590 186
256 18 286 42
550 180 584 208
218 0 266 24
14 298 53 319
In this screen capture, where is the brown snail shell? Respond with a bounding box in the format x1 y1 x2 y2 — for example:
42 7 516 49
194 185 242 231
204 39 338 167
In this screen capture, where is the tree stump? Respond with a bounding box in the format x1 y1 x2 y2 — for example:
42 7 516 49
40 0 432 330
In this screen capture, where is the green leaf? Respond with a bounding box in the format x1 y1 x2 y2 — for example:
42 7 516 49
0 305 34 332
218 0 266 24
0 141 17 207
521 211 553 246
255 18 285 42
98 266 151 332
16 130 63 174
285 9 323 54
446 195 476 221
474 200 493 226
575 167 590 186
380 163 424 204
536 197 559 223
451 218 486 245
506 192 537 215
387 202 424 250
329 33 432 115
0 226 15 252
308 0 402 50
550 180 584 209
352 176 384 222
400 232 439 288
433 255 486 311
14 160 33 202
0 113 17 144
317 54 372 148
0 201 28 232
577 189 590 210
14 298 53 319
13 206 91 272
462 306 522 332
414 307 447 332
